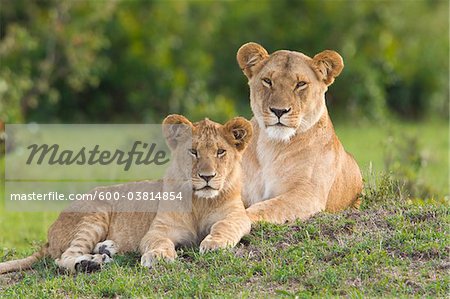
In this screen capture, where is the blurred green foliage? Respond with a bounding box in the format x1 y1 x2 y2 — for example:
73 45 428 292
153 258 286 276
0 0 448 124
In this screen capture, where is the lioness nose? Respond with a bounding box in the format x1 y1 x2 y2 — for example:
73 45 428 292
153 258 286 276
270 107 291 118
199 173 216 183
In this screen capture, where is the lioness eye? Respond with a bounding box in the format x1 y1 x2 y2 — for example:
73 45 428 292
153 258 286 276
188 149 198 158
217 149 226 157
296 81 307 89
262 78 272 87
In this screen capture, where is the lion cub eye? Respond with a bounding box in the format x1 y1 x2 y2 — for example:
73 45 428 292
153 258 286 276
262 78 272 87
188 149 198 158
217 149 226 157
295 81 308 90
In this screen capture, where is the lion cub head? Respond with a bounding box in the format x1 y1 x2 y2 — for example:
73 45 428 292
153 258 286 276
237 42 343 142
163 115 252 199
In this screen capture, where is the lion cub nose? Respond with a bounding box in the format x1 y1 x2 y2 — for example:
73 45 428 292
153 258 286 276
270 107 291 118
199 173 216 183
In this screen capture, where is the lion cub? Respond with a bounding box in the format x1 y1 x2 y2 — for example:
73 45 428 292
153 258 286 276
140 115 253 267
0 115 252 273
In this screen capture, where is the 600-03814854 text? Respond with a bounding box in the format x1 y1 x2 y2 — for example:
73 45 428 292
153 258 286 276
9 191 184 201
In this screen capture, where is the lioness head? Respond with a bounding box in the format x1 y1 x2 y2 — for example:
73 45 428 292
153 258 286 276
163 115 252 199
237 42 343 142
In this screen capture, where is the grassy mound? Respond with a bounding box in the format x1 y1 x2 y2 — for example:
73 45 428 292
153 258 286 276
1 175 448 297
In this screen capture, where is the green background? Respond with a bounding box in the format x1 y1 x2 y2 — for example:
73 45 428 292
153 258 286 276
0 0 448 124
0 1 448 297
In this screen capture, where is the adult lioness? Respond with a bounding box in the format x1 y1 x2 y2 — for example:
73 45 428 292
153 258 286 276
0 115 252 273
237 42 363 224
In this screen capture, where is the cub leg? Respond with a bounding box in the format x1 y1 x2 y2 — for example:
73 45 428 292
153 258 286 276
200 206 251 253
56 210 111 273
139 215 195 268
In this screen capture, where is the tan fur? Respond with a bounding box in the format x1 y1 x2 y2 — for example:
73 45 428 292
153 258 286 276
237 42 363 224
0 116 252 273
0 181 160 274
140 115 252 267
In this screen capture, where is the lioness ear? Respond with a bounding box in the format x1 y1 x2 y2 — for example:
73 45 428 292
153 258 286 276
237 42 269 79
223 117 253 152
312 50 344 85
162 114 193 150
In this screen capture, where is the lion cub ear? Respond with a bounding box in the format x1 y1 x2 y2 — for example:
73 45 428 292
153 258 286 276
237 42 269 79
162 114 194 150
223 117 253 152
312 50 344 85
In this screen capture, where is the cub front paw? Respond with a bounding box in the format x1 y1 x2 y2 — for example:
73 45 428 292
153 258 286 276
199 235 232 253
94 240 119 258
140 248 177 268
65 253 111 273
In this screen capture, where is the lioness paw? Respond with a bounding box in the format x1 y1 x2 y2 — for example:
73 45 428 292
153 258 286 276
199 235 231 253
246 207 263 223
140 248 177 269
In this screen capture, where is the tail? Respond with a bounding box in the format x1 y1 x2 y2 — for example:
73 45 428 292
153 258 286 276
0 243 49 274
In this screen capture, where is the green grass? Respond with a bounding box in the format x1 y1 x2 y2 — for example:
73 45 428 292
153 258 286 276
335 120 448 196
1 120 449 297
1 186 448 297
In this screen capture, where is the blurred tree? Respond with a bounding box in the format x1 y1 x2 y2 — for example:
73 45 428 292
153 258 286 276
0 0 115 123
0 0 447 123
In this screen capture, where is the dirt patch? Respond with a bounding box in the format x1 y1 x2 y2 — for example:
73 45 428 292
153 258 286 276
437 261 450 270
0 272 26 289
387 246 447 262
234 244 265 261
322 248 351 264
405 210 439 223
